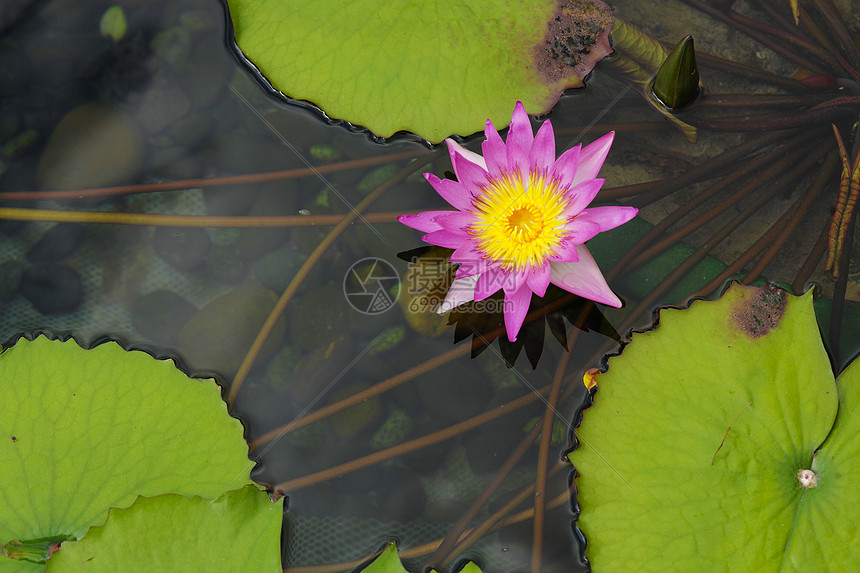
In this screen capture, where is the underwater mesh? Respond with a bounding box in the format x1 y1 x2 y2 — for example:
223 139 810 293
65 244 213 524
0 188 232 346
0 190 546 572
286 515 531 571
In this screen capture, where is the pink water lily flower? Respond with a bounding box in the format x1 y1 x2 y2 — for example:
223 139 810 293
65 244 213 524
399 102 638 342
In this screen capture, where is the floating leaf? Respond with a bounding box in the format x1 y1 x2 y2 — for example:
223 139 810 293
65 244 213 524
362 543 409 573
226 0 613 142
605 16 668 83
45 486 282 572
0 337 254 567
0 556 42 573
363 542 485 573
570 283 860 568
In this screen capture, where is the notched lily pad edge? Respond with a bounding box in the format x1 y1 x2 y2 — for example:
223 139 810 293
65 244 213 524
0 329 285 564
562 279 816 566
221 1 603 149
1 329 270 478
358 541 486 573
0 332 280 491
3 328 236 404
47 484 280 563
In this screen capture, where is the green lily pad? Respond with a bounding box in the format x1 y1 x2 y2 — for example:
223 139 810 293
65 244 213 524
0 557 41 573
363 543 408 573
0 337 254 565
570 283 860 568
363 543 485 573
45 485 282 572
226 0 613 142
452 563 484 573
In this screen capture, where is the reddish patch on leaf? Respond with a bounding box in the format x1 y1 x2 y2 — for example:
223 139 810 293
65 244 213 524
534 0 614 84
733 283 787 338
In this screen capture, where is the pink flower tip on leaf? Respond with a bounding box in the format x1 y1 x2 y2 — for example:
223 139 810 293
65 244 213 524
398 101 637 342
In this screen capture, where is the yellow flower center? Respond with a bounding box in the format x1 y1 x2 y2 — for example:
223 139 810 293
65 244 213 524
505 205 544 241
470 171 569 271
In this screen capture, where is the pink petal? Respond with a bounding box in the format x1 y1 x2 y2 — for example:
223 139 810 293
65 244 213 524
503 284 534 342
450 147 490 191
571 132 614 187
449 241 483 260
529 119 556 172
452 261 483 280
397 210 451 233
435 211 476 233
422 229 470 249
424 173 475 211
549 244 622 307
437 274 478 313
482 119 508 180
450 245 495 280
548 144 581 190
506 101 534 176
526 262 551 297
445 138 487 170
455 261 484 279
474 268 504 301
577 206 639 232
501 266 527 294
449 241 483 264
560 218 602 244
561 179 605 217
547 239 581 263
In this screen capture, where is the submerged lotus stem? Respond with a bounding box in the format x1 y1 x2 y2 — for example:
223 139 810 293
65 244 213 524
0 150 424 202
600 130 788 203
228 156 434 406
248 343 469 450
282 467 570 573
792 224 830 294
272 385 551 493
532 342 573 573
743 151 838 284
809 0 860 70
0 208 404 228
428 411 545 569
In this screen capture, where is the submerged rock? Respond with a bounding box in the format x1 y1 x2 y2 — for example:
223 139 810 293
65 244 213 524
36 103 143 190
21 263 84 314
129 289 197 347
130 71 191 135
0 260 23 301
254 243 308 293
328 382 384 440
289 333 352 403
176 285 286 377
356 164 398 194
26 223 84 263
370 409 412 450
367 325 405 355
289 284 349 352
236 183 296 259
150 27 191 71
264 344 302 390
153 226 211 270
204 245 248 284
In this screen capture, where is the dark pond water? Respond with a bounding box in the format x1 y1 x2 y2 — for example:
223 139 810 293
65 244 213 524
1 0 859 571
